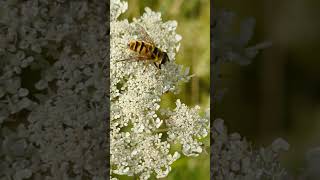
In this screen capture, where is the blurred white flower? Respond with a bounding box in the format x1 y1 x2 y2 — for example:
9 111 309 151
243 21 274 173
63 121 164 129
110 0 209 179
211 119 289 179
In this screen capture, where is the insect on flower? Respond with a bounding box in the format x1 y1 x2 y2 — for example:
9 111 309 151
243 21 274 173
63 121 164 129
116 24 170 70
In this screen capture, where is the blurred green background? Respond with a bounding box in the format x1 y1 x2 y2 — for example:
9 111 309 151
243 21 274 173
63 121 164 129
116 0 210 179
215 0 320 175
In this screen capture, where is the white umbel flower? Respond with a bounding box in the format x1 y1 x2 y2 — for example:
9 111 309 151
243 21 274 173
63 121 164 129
110 0 209 179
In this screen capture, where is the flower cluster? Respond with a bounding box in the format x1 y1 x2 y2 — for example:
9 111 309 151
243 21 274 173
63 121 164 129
211 119 289 179
110 0 209 179
1 0 108 179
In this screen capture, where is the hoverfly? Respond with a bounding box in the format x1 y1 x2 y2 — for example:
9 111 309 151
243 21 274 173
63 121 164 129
117 24 170 70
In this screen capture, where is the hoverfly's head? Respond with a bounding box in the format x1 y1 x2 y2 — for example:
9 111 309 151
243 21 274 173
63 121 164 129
161 53 170 64
157 53 170 70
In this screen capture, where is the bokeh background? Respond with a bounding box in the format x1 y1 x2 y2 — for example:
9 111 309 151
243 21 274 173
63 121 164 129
117 0 210 179
214 0 320 175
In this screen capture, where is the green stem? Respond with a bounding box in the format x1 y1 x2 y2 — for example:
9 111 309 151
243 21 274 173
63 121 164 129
154 128 169 133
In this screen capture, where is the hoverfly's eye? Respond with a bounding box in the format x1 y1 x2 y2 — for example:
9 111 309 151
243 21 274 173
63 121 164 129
127 43 130 47
161 53 169 64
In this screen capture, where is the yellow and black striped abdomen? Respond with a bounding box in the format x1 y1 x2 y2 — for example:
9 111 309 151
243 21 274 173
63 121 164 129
126 40 169 69
128 40 154 56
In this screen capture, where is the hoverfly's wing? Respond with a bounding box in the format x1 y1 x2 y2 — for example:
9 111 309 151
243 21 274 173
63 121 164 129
116 55 157 71
135 24 155 45
116 55 152 63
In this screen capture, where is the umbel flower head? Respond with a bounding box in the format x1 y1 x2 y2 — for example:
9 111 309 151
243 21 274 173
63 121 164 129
110 0 209 179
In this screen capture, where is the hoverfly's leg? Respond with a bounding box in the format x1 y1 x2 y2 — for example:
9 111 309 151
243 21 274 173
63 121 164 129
142 59 151 73
153 62 161 70
133 56 150 73
141 60 148 73
153 62 158 68
115 57 138 63
116 55 151 72
143 63 147 73
146 58 152 67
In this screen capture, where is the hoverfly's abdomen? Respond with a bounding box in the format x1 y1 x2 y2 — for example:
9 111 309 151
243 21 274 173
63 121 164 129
128 41 136 51
128 40 154 55
128 41 139 52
